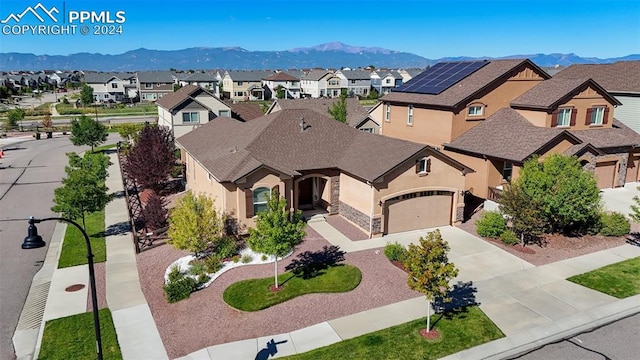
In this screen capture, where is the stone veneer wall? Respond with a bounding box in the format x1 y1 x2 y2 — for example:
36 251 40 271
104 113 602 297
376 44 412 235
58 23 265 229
582 152 629 187
339 201 380 234
330 175 340 214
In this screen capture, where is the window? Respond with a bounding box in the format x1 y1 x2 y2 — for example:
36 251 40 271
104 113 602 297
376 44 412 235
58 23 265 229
468 105 483 116
590 106 605 125
111 83 118 89
502 162 513 181
237 81 243 86
219 109 230 117
253 187 270 215
234 91 245 97
360 128 373 133
104 94 109 99
144 83 153 89
351 80 356 84
329 80 339 86
417 158 431 174
386 79 391 84
182 112 199 123
407 105 414 125
385 103 390 121
557 108 572 127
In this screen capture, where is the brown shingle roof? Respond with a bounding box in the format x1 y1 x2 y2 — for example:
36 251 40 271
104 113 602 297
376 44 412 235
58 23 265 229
554 61 640 93
177 109 470 183
571 120 640 149
274 98 370 128
230 102 264 121
382 59 550 108
511 78 621 109
156 85 199 111
445 108 577 162
263 72 300 81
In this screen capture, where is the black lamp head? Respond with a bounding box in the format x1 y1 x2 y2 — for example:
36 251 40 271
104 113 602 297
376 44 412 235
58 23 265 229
22 217 46 249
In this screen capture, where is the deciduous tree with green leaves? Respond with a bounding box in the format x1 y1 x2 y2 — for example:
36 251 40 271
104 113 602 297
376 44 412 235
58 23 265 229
328 92 348 123
51 152 112 229
70 115 108 151
247 192 306 289
6 107 25 129
167 192 225 258
276 85 285 99
80 83 94 107
403 230 459 334
499 182 546 244
630 189 640 223
504 154 601 234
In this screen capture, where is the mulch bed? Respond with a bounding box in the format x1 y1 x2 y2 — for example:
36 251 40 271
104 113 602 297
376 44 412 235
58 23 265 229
420 328 440 340
457 211 634 266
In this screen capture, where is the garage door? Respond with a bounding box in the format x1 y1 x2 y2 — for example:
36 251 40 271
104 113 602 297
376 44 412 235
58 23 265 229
385 191 452 234
626 157 639 183
594 161 616 189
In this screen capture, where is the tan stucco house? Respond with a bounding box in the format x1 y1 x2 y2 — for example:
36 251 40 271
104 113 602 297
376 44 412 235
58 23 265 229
379 59 640 201
176 109 472 236
156 85 232 138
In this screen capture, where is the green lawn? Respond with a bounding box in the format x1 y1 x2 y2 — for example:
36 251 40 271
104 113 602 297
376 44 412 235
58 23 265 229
568 257 640 298
359 99 379 106
223 264 362 311
92 143 118 153
58 209 106 268
39 309 122 360
281 306 504 360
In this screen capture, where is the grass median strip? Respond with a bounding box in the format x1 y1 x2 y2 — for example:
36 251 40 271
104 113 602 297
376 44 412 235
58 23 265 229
223 264 362 311
281 306 503 360
39 308 122 360
568 257 640 298
58 209 106 268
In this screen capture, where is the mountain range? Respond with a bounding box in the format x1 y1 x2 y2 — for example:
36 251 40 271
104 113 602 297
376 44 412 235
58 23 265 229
1 42 638 71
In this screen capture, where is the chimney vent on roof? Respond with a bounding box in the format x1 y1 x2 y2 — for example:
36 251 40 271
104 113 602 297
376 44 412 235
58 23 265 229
299 117 309 132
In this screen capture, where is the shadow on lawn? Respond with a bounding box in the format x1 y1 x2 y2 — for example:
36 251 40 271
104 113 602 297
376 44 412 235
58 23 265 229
284 245 346 280
431 281 478 327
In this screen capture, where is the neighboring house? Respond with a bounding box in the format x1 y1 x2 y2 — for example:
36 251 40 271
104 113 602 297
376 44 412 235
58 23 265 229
229 102 264 122
336 70 371 97
377 70 404 94
553 61 640 134
176 108 472 236
398 68 423 82
266 97 379 133
156 84 232 138
179 72 219 96
300 70 333 98
262 72 301 99
83 73 128 102
222 71 274 101
137 71 175 102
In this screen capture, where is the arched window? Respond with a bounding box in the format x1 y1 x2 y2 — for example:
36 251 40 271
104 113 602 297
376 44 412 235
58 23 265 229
253 187 270 215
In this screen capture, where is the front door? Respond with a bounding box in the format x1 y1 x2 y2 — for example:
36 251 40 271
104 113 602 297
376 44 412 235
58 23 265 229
298 178 313 210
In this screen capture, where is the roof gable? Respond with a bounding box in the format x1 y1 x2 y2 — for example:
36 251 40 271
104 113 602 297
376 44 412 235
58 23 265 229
554 61 640 93
511 78 622 110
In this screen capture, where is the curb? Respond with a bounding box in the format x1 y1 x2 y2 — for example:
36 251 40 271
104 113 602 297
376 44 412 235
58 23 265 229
439 294 640 360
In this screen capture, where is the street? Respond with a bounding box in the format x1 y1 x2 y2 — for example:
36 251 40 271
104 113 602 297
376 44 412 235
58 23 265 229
512 312 640 360
0 134 118 359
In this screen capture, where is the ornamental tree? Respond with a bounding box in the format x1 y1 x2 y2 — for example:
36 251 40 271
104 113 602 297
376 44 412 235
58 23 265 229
499 182 546 244
6 107 25 129
142 191 168 230
504 154 601 234
403 230 459 333
123 124 175 192
51 152 112 229
70 115 108 151
167 192 225 258
247 192 306 289
80 83 94 107
327 92 348 123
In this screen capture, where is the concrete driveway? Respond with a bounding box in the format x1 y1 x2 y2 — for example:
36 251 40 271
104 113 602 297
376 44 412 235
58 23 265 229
601 182 640 217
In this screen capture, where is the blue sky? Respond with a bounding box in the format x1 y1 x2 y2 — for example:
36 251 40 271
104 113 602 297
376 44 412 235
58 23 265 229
1 0 638 58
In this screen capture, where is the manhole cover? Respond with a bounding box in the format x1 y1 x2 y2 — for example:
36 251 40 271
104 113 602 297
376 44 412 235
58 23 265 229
65 284 85 292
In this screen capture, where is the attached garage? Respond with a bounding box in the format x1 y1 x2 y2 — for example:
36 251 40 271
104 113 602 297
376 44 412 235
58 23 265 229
384 191 453 234
626 156 639 183
594 161 617 189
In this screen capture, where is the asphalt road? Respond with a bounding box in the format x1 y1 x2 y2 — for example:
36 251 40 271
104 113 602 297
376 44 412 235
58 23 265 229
512 312 640 360
0 134 119 359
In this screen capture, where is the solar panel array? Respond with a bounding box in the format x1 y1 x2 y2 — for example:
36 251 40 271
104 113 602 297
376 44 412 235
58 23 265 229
395 60 489 95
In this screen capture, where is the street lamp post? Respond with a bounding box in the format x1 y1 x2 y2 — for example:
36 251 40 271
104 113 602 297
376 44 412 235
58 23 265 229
23 216 103 360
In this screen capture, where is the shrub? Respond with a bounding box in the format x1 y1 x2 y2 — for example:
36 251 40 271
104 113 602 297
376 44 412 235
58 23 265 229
163 277 197 303
189 261 207 277
202 254 222 273
500 230 519 245
167 265 183 283
215 236 237 259
384 242 407 262
196 274 210 286
476 211 507 238
599 212 631 236
261 254 268 261
241 254 253 263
